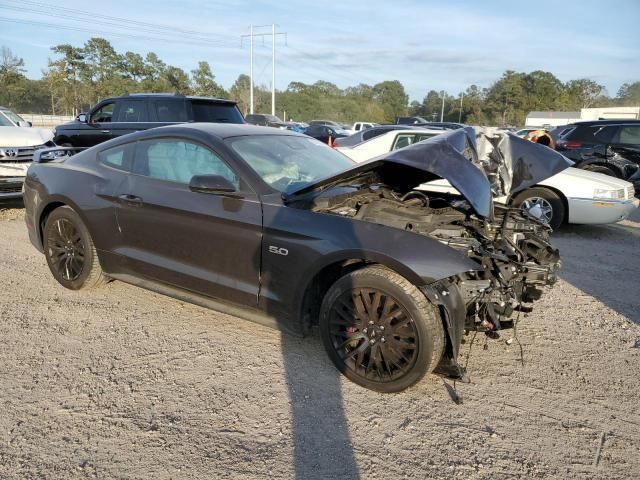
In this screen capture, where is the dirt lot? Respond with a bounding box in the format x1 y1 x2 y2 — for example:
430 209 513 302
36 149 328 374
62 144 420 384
1 203 639 479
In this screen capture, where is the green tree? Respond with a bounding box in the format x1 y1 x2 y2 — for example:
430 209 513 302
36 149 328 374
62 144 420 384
372 80 408 122
565 79 605 109
191 61 227 98
229 74 251 114
617 82 640 106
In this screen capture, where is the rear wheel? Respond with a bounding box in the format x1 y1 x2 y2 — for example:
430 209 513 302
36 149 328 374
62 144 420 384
43 206 107 290
511 187 565 230
319 266 444 393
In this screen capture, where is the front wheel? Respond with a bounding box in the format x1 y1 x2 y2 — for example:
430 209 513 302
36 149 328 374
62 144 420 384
43 206 107 290
319 266 445 393
511 187 565 230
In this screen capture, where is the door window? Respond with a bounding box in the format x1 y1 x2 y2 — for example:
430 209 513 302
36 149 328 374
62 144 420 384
116 100 147 122
154 100 187 122
392 134 415 150
618 126 640 144
134 139 239 187
91 102 115 123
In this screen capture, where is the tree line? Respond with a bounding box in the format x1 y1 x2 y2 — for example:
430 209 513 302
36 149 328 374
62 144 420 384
1 39 639 125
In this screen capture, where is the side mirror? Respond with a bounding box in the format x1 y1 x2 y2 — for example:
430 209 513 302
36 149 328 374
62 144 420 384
17 121 32 127
77 113 87 123
189 174 237 194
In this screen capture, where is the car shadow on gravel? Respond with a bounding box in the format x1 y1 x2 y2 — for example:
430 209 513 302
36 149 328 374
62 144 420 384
280 333 360 480
552 218 640 325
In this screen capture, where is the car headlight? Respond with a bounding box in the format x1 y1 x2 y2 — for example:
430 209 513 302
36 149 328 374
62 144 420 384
593 188 625 200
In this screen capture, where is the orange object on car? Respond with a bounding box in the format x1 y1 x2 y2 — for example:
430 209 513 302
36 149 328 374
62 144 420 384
525 130 556 149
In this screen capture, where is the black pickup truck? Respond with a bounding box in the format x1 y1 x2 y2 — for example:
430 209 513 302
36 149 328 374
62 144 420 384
53 93 245 147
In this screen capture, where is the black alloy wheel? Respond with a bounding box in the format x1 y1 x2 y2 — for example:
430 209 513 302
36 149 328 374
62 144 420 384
43 206 107 290
327 288 419 383
47 217 85 282
320 266 444 392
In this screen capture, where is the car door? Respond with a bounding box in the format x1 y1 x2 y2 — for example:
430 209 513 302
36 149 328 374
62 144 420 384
79 100 116 146
608 125 640 165
114 137 262 307
110 98 151 139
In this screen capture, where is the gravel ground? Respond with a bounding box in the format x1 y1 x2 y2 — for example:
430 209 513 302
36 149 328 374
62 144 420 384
0 204 639 479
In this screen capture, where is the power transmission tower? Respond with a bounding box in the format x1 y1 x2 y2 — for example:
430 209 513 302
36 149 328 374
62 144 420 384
241 25 287 115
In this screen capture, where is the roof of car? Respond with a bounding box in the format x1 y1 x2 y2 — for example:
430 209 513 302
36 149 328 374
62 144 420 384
156 122 300 139
569 119 640 126
100 93 237 104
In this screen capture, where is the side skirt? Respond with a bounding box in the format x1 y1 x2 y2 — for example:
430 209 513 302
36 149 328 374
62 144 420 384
108 272 303 338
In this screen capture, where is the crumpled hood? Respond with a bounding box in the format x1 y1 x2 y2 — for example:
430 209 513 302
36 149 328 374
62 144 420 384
0 126 54 147
476 127 573 197
289 128 572 218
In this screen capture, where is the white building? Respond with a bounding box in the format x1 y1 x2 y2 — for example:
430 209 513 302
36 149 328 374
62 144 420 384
580 106 640 120
525 106 640 127
525 111 581 127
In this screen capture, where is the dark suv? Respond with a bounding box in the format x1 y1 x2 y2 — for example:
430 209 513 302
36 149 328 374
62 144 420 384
555 120 640 186
53 93 245 147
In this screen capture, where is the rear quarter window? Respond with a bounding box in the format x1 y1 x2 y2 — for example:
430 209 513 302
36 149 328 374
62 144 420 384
190 101 244 123
98 145 128 170
617 126 640 144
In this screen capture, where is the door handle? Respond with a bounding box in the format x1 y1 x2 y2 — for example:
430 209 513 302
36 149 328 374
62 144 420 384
101 130 110 134
118 194 143 207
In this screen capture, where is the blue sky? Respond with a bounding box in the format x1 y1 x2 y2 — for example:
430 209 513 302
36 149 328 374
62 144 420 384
1 0 639 101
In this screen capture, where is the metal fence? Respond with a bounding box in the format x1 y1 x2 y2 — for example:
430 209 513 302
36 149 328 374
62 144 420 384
18 114 74 128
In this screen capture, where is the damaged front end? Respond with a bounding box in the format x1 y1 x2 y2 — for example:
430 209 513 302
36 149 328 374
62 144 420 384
289 128 567 378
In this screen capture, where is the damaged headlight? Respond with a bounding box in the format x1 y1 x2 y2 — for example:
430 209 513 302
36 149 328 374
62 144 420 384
593 188 625 201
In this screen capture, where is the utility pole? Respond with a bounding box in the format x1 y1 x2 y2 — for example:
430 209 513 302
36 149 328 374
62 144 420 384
249 25 254 114
241 26 287 117
271 24 276 116
458 92 464 123
440 90 445 122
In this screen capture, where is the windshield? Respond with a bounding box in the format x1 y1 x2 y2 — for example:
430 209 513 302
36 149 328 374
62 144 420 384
228 135 354 193
0 112 13 126
1 110 25 125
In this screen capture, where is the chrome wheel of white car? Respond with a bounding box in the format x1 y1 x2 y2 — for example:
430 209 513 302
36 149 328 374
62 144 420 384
520 197 554 224
511 187 565 230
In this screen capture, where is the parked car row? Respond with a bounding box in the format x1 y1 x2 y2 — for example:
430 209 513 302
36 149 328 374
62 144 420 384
335 125 637 229
2 93 638 228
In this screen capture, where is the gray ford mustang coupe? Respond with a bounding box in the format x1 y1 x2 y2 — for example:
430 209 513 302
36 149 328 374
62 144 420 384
23 124 568 392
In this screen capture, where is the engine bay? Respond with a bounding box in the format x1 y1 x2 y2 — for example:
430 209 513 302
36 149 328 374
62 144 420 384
309 183 560 334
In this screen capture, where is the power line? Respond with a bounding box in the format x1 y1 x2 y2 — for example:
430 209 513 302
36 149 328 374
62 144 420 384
0 3 235 45
0 16 238 48
1 0 237 41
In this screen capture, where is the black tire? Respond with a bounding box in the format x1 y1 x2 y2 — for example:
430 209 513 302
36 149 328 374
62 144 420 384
43 206 107 290
319 265 445 393
582 164 619 178
511 187 565 230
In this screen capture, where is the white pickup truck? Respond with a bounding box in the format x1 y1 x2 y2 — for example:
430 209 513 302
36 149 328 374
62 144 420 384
0 122 55 199
344 121 377 135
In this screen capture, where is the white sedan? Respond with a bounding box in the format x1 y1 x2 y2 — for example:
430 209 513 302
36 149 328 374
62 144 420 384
337 129 638 229
336 128 444 163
